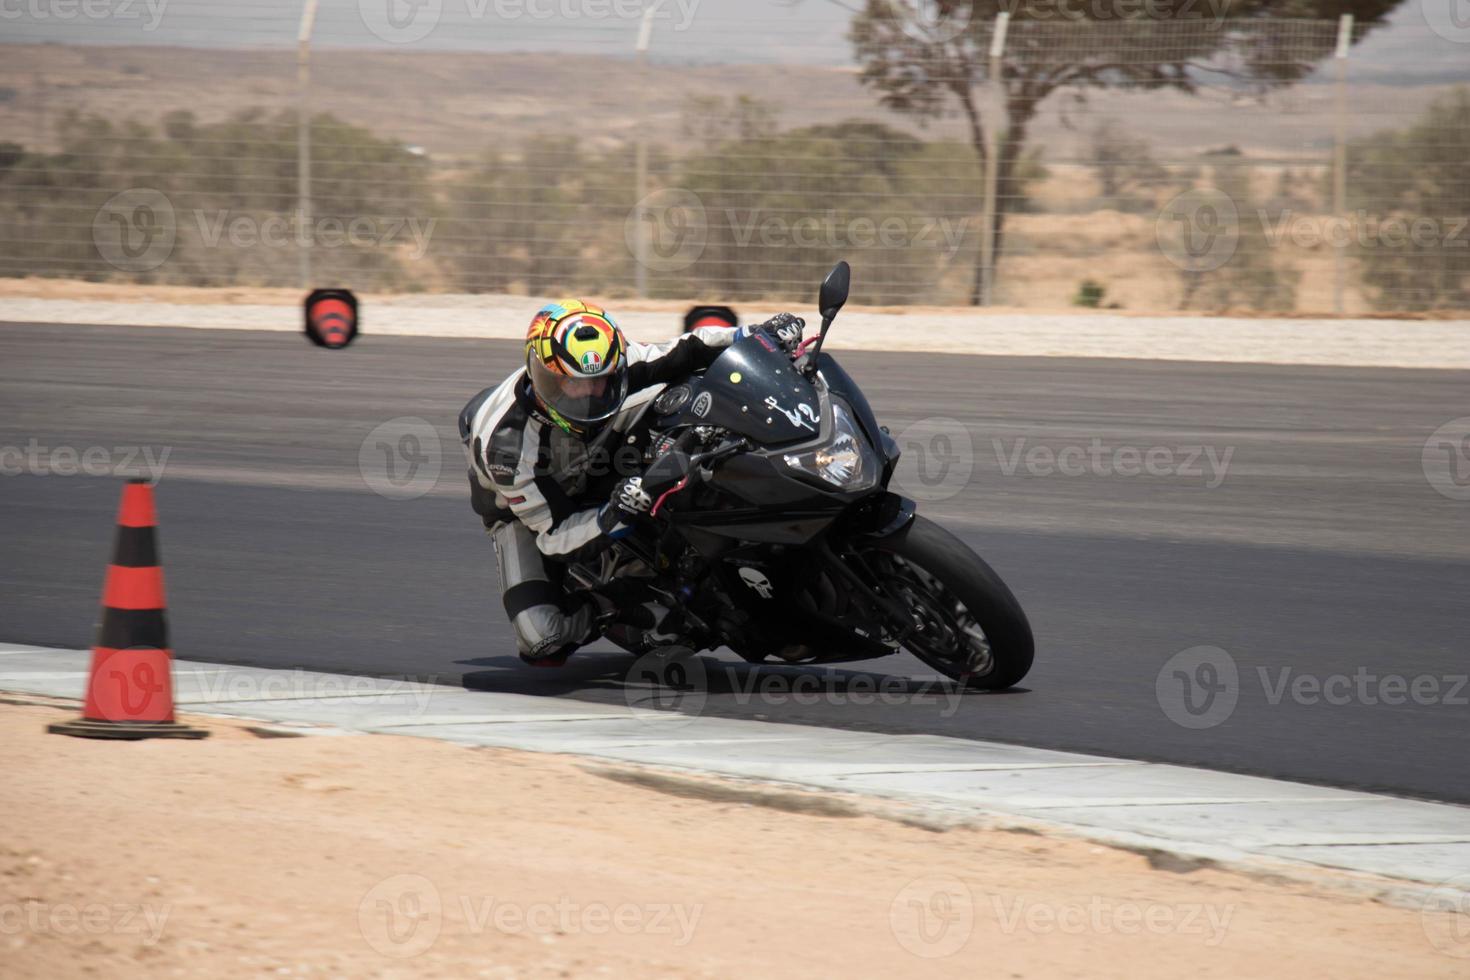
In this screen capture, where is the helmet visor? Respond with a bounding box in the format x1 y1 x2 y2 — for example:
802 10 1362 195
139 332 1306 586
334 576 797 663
527 356 628 425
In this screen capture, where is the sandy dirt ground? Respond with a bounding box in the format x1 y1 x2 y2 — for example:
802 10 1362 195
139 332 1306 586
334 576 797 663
2 698 1464 979
3 278 1468 369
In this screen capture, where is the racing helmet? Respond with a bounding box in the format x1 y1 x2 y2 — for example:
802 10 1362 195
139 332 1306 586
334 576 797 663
524 300 629 434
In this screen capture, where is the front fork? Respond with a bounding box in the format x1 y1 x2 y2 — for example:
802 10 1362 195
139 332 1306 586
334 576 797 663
818 493 920 645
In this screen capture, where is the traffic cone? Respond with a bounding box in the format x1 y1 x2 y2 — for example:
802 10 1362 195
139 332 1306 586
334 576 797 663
48 480 208 740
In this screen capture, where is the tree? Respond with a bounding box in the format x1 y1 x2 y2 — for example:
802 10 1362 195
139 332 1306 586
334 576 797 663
846 0 1406 304
1345 88 1470 311
439 137 596 294
661 98 1000 305
0 110 433 288
680 94 780 145
1086 119 1177 212
1175 160 1300 312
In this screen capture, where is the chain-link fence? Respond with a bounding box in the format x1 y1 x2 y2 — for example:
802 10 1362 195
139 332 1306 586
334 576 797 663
0 1 1466 313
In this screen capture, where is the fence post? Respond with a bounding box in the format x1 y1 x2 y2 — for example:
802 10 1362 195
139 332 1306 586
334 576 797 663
1332 13 1353 315
633 4 660 299
978 11 1009 307
33 72 46 147
297 0 319 290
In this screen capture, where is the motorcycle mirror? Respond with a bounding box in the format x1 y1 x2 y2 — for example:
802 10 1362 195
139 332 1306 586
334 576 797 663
806 260 851 377
642 449 693 497
818 261 851 321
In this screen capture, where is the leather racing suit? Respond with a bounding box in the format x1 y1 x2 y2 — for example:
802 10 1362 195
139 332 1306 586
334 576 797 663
459 325 745 662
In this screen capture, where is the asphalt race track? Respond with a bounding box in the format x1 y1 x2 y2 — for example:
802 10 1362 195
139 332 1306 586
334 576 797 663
3 322 1468 803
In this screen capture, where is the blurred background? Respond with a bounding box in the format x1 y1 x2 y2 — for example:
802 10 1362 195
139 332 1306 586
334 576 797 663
0 0 1466 313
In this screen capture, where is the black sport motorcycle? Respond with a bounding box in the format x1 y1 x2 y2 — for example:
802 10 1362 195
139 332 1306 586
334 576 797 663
568 262 1034 690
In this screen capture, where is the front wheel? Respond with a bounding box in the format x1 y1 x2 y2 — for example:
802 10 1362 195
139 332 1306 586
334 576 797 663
865 516 1034 690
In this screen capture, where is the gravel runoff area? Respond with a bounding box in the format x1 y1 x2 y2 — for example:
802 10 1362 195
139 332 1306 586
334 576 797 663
0 282 1466 368
3 696 1468 979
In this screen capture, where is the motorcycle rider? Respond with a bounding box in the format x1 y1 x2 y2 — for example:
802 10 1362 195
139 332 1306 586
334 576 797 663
461 299 804 665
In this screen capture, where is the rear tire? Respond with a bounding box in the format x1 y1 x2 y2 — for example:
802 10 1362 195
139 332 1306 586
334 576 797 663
870 516 1034 690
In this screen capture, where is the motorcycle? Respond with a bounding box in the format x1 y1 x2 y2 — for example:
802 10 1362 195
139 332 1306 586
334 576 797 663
569 261 1034 690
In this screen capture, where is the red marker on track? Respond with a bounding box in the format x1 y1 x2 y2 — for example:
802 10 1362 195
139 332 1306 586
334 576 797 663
305 288 359 349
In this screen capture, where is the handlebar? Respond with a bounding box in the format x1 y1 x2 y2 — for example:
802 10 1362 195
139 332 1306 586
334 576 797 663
646 435 749 519
688 436 750 475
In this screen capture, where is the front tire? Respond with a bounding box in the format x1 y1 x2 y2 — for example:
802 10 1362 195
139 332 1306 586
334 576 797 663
869 516 1034 690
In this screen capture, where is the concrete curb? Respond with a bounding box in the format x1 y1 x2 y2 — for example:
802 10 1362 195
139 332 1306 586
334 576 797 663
6 641 1470 910
4 300 1469 368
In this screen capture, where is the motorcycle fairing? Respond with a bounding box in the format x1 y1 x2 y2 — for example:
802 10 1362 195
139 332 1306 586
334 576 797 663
665 337 822 447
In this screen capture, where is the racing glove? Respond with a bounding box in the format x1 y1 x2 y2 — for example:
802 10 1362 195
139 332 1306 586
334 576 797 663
749 313 806 354
597 476 653 538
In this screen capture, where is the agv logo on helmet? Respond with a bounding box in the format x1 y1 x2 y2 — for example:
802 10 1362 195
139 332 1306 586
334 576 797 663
524 300 630 431
560 318 616 376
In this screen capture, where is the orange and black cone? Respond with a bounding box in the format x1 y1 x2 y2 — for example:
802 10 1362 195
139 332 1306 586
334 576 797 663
48 479 207 740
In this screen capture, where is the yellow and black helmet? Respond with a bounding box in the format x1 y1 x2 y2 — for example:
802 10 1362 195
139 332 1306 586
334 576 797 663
524 300 629 432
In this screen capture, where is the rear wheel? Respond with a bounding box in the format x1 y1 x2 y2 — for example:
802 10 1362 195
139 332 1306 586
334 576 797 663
865 516 1034 690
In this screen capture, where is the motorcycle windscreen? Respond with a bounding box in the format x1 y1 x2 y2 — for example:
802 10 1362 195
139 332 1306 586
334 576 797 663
681 336 821 446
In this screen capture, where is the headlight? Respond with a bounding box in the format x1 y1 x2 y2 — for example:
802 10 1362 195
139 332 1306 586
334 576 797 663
782 402 878 491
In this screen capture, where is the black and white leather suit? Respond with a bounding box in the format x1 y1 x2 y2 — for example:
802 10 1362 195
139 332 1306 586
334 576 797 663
460 325 745 661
